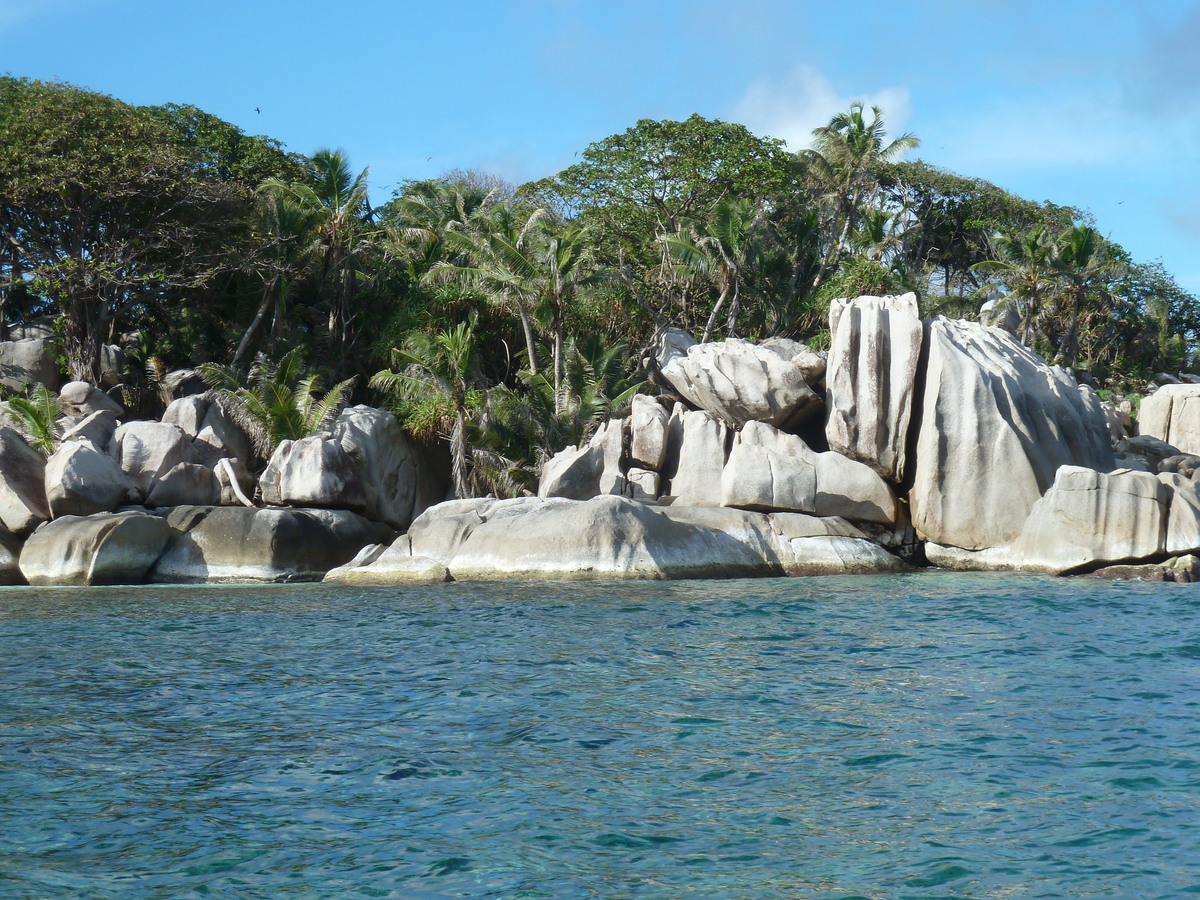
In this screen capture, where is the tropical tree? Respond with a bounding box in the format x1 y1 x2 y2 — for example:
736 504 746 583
660 198 766 340
0 77 252 382
198 348 355 459
259 149 377 373
800 103 919 285
231 190 323 368
1051 225 1124 367
370 319 485 499
973 226 1058 347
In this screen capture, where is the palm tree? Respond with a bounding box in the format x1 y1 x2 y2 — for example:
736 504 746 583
425 202 548 378
1051 225 1123 367
973 226 1057 348
260 149 377 372
660 198 766 341
198 349 355 460
7 384 62 455
370 319 484 499
800 103 919 285
233 190 323 368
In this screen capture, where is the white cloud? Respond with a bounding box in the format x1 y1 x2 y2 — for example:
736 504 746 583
732 64 913 152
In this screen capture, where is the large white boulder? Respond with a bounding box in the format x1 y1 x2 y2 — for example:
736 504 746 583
1158 472 1200 555
110 421 199 501
332 405 424 529
0 427 51 535
909 318 1115 551
629 394 670 470
44 441 129 517
1011 467 1168 574
20 511 171 586
722 421 897 526
338 495 903 582
0 338 62 391
260 435 366 512
660 337 823 430
150 505 394 583
145 462 220 508
825 293 923 482
1138 384 1200 456
664 408 727 505
59 381 123 418
538 444 603 500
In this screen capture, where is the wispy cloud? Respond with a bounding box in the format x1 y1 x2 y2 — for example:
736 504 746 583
731 64 913 152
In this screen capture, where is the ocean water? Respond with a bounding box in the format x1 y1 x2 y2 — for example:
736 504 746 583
2 573 1200 899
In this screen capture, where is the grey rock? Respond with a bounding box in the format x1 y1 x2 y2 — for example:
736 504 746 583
666 409 726 505
44 442 129 517
909 317 1115 551
591 418 628 495
110 421 199 501
629 394 670 470
162 395 211 436
150 505 394 583
825 293 923 482
61 410 119 452
333 405 424 529
1159 472 1200 555
215 457 256 507
660 337 823 430
625 467 659 501
161 369 209 400
323 538 450 585
538 444 603 500
145 462 220 508
20 511 171 586
1117 434 1181 470
0 427 51 536
59 381 124 418
260 435 366 512
0 338 62 391
1138 384 1200 456
1159 454 1200 479
723 421 897 526
1013 466 1169 574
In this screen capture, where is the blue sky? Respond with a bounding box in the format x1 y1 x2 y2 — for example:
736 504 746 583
4 0 1198 292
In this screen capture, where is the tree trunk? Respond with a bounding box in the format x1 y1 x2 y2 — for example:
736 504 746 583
702 284 731 343
232 277 279 369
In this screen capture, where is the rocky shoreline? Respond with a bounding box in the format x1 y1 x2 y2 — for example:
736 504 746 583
2 293 1199 586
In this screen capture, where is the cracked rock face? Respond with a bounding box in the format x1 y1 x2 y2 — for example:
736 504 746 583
908 317 1115 551
659 337 823 431
824 293 923 483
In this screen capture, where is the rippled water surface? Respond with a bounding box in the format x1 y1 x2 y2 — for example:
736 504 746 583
4 574 1200 898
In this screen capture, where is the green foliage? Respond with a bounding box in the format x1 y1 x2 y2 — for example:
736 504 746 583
0 77 254 383
198 349 354 458
7 384 62 455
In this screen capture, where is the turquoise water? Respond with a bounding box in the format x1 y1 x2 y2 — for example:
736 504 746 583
2 574 1200 899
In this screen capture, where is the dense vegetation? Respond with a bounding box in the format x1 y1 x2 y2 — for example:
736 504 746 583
1 77 1196 493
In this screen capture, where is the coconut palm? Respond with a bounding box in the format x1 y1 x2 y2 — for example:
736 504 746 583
660 198 766 341
973 226 1057 348
801 103 919 285
370 319 484 499
198 349 355 459
1051 225 1124 367
259 149 377 372
232 190 323 368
